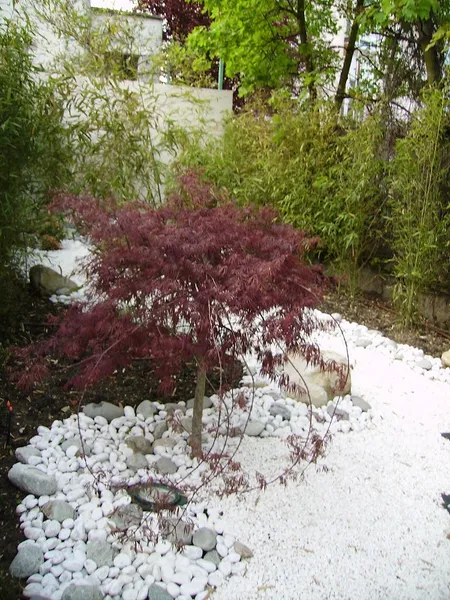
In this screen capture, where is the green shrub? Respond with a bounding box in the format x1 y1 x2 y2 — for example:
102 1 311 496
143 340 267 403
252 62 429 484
175 95 385 288
389 89 450 325
0 17 69 317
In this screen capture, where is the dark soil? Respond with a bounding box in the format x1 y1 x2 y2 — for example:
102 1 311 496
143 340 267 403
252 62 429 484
0 285 449 599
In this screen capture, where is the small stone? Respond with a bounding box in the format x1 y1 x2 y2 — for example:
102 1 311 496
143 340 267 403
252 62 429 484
136 400 156 418
234 540 253 558
182 545 203 560
416 357 432 370
113 552 132 568
354 337 372 348
83 402 124 422
9 545 44 578
147 583 172 600
156 457 178 475
203 549 221 566
269 403 291 421
8 464 57 497
351 396 372 411
86 541 116 568
244 421 265 437
42 500 76 522
61 583 104 600
15 446 42 465
193 527 217 551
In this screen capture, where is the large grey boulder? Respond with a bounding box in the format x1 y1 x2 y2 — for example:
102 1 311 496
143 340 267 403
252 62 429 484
83 402 124 422
42 500 76 522
8 464 57 496
61 584 104 600
15 446 42 465
86 541 116 568
186 396 214 410
30 265 80 296
9 545 44 578
136 400 156 419
126 436 153 455
244 421 265 437
442 349 450 368
283 350 351 405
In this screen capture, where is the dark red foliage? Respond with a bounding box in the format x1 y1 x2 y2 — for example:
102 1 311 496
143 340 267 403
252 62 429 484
13 172 328 395
137 0 210 41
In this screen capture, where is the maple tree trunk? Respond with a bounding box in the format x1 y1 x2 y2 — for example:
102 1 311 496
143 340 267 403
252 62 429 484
190 362 206 457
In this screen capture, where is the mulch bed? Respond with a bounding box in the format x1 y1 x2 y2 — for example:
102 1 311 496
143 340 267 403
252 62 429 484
0 285 449 599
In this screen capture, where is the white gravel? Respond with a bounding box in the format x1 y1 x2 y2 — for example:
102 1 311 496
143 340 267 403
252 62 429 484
208 334 450 600
14 240 450 599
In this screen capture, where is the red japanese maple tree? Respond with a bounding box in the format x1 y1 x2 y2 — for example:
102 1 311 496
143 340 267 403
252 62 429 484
16 173 328 456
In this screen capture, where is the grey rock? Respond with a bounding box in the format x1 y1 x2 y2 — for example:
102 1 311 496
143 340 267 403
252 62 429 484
156 457 178 475
15 446 42 465
29 265 79 297
42 500 75 522
234 540 253 559
109 504 143 530
283 350 351 403
9 545 44 578
163 402 187 415
269 403 291 421
152 437 177 450
136 400 156 419
416 357 432 370
126 436 154 455
326 405 350 420
86 541 116 568
161 518 194 545
351 396 372 412
186 396 214 410
148 583 172 600
354 337 372 348
126 453 149 470
180 416 193 434
60 437 91 456
153 421 168 440
8 464 57 497
293 382 328 407
193 527 217 551
83 402 124 422
204 549 221 566
244 421 265 437
61 584 104 600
